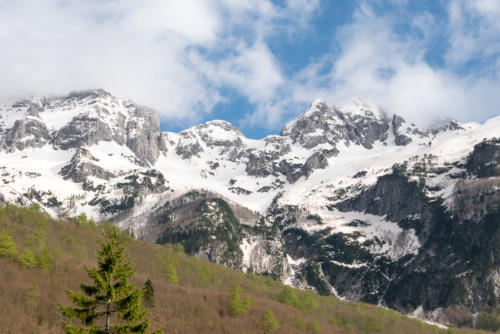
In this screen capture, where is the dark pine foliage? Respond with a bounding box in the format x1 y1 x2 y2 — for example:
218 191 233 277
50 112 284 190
59 227 162 334
143 279 155 308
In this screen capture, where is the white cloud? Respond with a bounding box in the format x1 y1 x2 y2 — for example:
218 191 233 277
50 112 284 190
473 0 500 17
0 0 498 133
0 0 318 126
121 0 220 44
193 41 284 103
0 0 224 122
446 0 500 65
258 0 500 130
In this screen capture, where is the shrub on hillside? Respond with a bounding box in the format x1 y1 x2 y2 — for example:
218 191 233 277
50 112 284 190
259 308 280 334
160 254 179 284
476 307 500 332
277 287 300 308
0 231 17 257
277 287 318 312
443 305 472 328
306 319 321 334
228 283 254 316
18 248 37 268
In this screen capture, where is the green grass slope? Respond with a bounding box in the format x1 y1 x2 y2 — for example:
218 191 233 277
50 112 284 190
0 204 491 334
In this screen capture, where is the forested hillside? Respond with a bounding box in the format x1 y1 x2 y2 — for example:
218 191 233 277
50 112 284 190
0 204 494 333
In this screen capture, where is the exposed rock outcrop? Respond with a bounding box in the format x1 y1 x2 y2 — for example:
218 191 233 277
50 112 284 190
54 116 114 149
392 115 412 146
466 137 500 177
1 117 50 152
60 147 115 183
125 105 161 164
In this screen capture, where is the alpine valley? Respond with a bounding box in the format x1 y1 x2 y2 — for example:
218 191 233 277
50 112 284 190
1 89 499 326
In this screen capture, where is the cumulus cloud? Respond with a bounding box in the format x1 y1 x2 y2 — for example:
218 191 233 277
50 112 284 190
0 0 317 125
0 0 498 132
265 0 500 129
446 0 500 66
0 0 225 122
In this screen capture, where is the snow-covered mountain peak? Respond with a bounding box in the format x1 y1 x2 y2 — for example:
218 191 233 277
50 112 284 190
191 119 244 139
338 99 386 120
66 88 113 100
280 98 393 150
432 119 475 134
281 98 338 137
2 89 126 132
0 90 161 164
1 90 498 216
1 90 500 323
302 98 330 117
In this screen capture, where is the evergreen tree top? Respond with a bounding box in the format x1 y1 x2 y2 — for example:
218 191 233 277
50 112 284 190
59 226 163 334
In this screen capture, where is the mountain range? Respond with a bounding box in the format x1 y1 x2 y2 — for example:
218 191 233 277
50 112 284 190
1 89 499 326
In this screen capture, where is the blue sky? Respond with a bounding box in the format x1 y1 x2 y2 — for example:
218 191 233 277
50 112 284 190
1 0 499 138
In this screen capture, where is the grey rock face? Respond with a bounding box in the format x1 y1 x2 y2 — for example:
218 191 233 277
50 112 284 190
431 120 466 135
346 114 389 149
281 101 340 147
392 115 412 146
53 116 114 149
281 100 390 150
1 117 50 152
244 138 293 178
173 120 247 161
277 160 303 183
270 148 340 183
466 138 500 178
158 132 174 153
60 147 115 183
266 167 500 316
26 102 43 118
336 171 437 240
0 89 163 165
175 131 204 159
263 136 291 155
66 88 112 100
245 152 277 177
124 190 289 278
302 148 339 176
126 105 160 164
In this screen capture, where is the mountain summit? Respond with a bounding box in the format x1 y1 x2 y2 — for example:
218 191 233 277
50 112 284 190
0 89 499 326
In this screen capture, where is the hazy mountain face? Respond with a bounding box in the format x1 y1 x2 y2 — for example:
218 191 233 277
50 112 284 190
1 89 499 326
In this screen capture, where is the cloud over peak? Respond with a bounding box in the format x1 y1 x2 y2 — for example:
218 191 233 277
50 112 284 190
0 0 498 136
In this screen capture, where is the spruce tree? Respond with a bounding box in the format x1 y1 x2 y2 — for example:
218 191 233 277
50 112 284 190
143 279 155 307
59 227 162 334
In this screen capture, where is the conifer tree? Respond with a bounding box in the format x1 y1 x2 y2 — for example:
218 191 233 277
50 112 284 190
59 227 162 334
143 279 155 308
